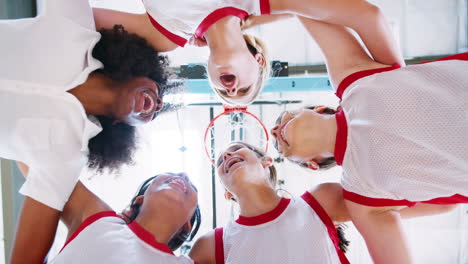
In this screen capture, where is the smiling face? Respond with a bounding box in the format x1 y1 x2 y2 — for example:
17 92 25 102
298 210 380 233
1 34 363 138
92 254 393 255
271 109 329 164
208 51 262 105
141 172 198 224
113 77 164 126
216 143 274 195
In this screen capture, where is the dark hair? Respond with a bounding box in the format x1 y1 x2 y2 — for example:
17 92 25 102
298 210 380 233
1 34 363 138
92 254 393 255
274 105 338 170
127 174 201 251
336 224 350 253
87 25 183 173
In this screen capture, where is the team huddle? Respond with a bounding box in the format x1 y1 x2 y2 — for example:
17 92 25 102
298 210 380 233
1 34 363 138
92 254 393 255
1 0 467 263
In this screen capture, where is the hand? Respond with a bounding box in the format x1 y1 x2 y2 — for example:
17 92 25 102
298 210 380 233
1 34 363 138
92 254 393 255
188 36 207 47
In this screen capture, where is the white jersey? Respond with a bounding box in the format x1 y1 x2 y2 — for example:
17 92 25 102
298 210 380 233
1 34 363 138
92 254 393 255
142 0 270 47
335 54 468 206
215 193 349 264
51 211 196 264
0 0 102 210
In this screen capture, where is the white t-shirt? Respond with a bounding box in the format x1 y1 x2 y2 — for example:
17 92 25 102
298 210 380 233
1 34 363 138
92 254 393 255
50 211 196 264
334 54 468 206
141 0 271 47
214 193 349 264
0 0 103 210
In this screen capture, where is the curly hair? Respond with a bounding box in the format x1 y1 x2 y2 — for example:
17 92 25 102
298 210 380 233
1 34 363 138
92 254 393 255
87 25 183 173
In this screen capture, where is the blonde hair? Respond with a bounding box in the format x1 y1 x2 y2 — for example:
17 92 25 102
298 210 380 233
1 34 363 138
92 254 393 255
212 34 271 106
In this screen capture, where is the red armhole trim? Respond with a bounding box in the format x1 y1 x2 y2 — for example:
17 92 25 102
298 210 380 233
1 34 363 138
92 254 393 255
344 189 468 206
215 227 225 264
334 110 348 166
417 52 468 64
336 63 401 99
195 7 248 40
301 192 350 264
59 211 118 253
259 0 271 14
343 190 418 207
146 13 188 47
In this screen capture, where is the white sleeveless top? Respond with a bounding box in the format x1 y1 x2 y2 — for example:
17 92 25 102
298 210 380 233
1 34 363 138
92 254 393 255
334 53 468 206
214 193 349 264
51 211 196 264
141 0 270 47
0 0 102 211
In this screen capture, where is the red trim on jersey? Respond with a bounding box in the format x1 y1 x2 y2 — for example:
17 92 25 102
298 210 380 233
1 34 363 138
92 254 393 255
344 189 468 207
301 192 350 264
260 0 271 14
336 52 468 100
334 110 348 166
60 211 119 253
236 197 290 226
336 63 401 100
128 220 175 255
146 13 188 47
195 7 248 40
214 227 225 264
417 52 468 64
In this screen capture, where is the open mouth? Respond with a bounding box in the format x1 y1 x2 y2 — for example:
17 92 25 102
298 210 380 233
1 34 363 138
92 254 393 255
137 89 160 118
278 121 290 147
168 177 187 193
220 73 236 88
224 157 244 174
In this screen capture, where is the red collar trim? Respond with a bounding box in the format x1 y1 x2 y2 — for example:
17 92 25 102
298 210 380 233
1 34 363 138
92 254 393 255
334 110 348 166
260 0 271 14
60 211 119 253
195 7 248 40
235 198 290 226
128 221 175 255
146 13 188 47
336 63 401 100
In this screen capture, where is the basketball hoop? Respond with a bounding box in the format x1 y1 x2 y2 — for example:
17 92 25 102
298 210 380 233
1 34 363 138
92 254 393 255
204 105 269 166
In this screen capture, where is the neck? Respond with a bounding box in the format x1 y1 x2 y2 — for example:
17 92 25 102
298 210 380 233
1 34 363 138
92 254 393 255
321 114 338 157
68 73 116 117
135 211 182 246
205 16 245 52
236 185 282 217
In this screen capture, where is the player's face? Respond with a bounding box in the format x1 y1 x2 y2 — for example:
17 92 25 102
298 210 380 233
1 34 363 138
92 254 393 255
216 143 271 192
113 77 164 126
271 109 325 163
143 173 198 222
207 49 262 105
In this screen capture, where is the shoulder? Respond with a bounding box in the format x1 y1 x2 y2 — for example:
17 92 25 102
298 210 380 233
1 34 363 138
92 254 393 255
308 183 350 222
189 230 217 264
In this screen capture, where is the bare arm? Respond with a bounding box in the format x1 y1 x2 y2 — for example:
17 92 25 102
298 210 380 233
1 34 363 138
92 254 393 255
309 183 350 222
271 0 404 66
189 230 216 264
10 162 110 264
92 8 178 52
400 203 458 219
298 17 390 88
345 200 413 264
10 197 60 264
